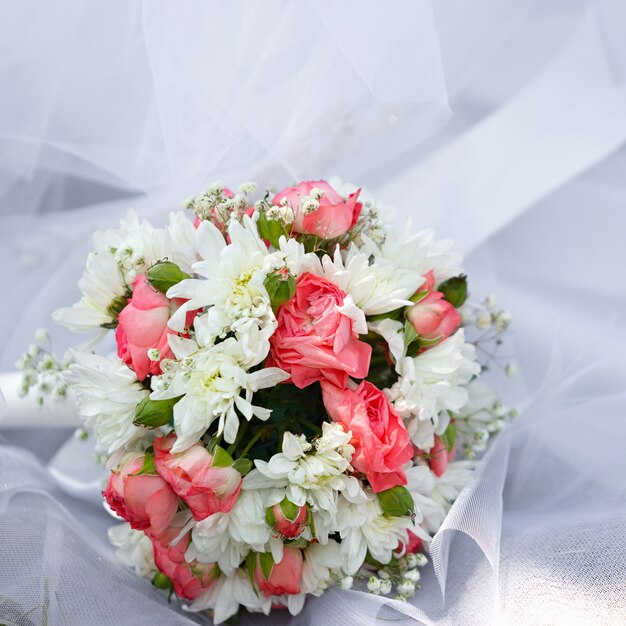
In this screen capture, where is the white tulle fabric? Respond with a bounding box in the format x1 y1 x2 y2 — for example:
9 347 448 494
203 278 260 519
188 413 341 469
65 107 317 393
1 1 626 624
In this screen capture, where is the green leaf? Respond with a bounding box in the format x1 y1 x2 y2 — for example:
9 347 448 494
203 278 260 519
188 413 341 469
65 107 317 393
258 552 274 581
211 445 234 468
133 395 182 428
378 485 415 518
265 506 278 528
403 320 419 349
232 458 253 476
146 261 191 294
257 211 288 248
440 421 457 453
438 275 468 308
130 449 157 476
245 552 257 588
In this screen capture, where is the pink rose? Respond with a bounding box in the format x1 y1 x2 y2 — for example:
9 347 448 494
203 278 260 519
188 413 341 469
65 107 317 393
154 435 242 521
267 500 309 539
272 180 361 239
115 275 172 381
103 453 178 538
428 435 455 477
152 529 219 600
406 271 461 347
267 272 371 389
321 380 414 492
254 548 304 597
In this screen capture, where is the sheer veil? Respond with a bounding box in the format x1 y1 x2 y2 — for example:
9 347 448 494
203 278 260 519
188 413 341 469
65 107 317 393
1 1 625 624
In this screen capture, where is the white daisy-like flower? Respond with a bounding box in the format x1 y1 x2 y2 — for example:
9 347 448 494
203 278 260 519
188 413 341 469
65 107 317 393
454 379 500 449
54 209 196 333
150 326 289 451
390 330 481 445
404 464 448 534
188 568 264 623
243 423 367 536
188 491 270 576
63 351 148 455
336 494 414 575
167 216 274 337
107 523 156 580
432 459 476 506
321 243 423 316
263 236 321 278
300 540 344 596
366 227 463 285
52 251 126 333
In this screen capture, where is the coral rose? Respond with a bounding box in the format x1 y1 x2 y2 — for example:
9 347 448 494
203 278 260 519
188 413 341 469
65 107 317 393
254 548 304 597
152 528 219 600
321 380 413 492
268 272 371 389
103 453 178 538
154 435 242 521
272 180 361 239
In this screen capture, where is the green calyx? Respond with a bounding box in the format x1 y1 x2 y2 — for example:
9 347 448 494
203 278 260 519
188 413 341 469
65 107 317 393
146 260 191 294
264 269 296 312
378 485 415 518
133 395 182 428
438 275 468 308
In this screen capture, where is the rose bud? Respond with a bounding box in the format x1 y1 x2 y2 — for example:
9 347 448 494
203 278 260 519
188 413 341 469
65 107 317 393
272 180 361 239
115 274 174 381
265 498 308 539
154 435 242 521
103 452 178 539
152 528 219 600
406 271 461 348
254 548 304 597
429 435 455 477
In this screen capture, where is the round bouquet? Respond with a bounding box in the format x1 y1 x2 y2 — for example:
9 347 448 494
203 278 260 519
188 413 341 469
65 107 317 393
50 179 513 623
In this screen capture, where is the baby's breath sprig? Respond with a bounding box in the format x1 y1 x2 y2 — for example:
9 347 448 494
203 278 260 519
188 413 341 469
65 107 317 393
186 181 258 231
351 552 429 601
461 294 516 377
15 328 72 407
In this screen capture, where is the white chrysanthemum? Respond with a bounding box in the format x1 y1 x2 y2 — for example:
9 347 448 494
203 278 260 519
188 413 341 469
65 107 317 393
263 236 321 278
336 494 414 575
321 243 423 316
64 351 148 455
404 464 448 534
188 491 269 575
455 379 500 450
389 330 481 445
300 540 344 596
108 523 156 580
52 251 126 333
54 209 196 333
243 423 367 536
432 460 476 505
367 227 463 285
167 216 274 336
151 328 289 451
188 568 264 624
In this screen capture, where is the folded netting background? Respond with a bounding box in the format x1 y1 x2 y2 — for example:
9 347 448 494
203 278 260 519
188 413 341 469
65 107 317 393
1 1 625 624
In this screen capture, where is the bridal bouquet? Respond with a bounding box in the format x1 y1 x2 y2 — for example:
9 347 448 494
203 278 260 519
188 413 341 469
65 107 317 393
48 179 513 623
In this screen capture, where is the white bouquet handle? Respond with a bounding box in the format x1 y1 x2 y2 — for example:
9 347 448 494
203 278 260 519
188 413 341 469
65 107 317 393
0 371 79 428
